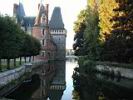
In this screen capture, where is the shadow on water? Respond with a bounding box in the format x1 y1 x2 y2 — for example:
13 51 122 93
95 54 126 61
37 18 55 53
72 66 133 100
6 74 40 100
5 59 77 100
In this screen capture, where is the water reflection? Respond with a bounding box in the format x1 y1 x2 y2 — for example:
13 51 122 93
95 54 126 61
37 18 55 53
61 60 77 100
7 74 40 100
5 59 133 100
6 59 77 100
72 67 133 100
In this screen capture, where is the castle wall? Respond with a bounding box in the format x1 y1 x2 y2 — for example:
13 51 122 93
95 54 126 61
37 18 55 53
50 29 67 60
32 26 56 61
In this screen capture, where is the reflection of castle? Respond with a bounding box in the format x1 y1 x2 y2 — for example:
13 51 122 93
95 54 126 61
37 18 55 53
13 2 67 61
48 61 66 100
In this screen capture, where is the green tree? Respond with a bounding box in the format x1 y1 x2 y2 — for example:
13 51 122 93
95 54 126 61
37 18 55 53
84 7 101 60
73 9 88 56
103 0 133 63
20 34 41 63
21 34 33 63
0 16 41 70
0 16 24 69
32 37 41 60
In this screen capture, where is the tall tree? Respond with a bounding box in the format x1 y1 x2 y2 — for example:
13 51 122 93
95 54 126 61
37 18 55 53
0 16 41 69
98 0 118 42
84 6 101 60
73 9 88 55
0 16 24 69
104 0 133 62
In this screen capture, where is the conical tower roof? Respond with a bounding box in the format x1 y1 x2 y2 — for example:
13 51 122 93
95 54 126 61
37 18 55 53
49 7 64 29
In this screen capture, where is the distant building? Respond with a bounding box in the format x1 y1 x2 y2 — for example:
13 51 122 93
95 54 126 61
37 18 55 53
66 49 74 56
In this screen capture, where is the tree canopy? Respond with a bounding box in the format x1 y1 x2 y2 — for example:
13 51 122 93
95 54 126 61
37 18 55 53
73 9 88 55
98 0 118 42
0 16 41 69
74 0 133 63
103 0 133 62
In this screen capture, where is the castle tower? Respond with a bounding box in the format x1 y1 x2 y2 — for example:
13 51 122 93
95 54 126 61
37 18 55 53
32 4 56 61
13 2 25 24
49 7 67 92
49 7 67 60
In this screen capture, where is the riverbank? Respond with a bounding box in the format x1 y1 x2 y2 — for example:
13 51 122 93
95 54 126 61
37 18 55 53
78 56 133 79
73 59 133 100
0 60 46 97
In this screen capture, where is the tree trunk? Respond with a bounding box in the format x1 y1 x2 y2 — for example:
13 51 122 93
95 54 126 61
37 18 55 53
0 59 1 71
19 57 22 65
7 59 10 69
14 58 16 67
33 56 34 61
24 57 26 63
29 56 31 62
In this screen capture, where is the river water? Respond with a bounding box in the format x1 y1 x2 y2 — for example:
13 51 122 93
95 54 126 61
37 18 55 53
6 59 77 100
6 59 133 100
61 60 77 100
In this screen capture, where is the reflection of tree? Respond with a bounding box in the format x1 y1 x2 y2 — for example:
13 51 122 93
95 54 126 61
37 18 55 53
72 66 104 100
72 68 80 92
72 64 133 100
72 90 80 100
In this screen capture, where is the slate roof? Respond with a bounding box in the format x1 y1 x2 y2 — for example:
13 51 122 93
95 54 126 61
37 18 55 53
15 3 25 23
21 17 35 27
49 7 64 29
14 3 35 27
18 3 25 17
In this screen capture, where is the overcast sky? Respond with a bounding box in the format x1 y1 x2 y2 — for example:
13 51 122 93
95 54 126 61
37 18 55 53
0 0 87 49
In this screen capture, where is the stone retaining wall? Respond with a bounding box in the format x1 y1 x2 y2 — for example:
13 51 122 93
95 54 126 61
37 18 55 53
96 64 133 79
0 60 44 88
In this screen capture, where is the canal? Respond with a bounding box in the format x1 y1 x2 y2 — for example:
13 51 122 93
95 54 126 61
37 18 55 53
6 59 77 100
5 59 133 100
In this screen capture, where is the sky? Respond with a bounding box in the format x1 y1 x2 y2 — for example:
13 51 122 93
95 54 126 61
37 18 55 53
0 0 87 49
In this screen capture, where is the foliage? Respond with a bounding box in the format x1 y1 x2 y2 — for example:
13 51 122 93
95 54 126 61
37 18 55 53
75 0 133 64
72 90 80 100
88 0 101 10
73 4 101 59
0 16 41 69
98 0 118 42
32 37 41 56
103 0 133 63
73 9 88 56
84 7 101 60
0 16 23 59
